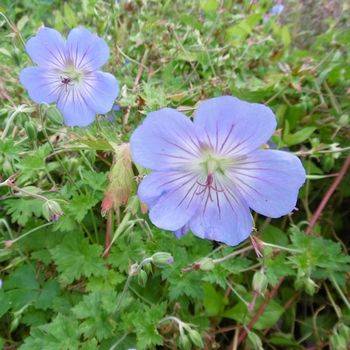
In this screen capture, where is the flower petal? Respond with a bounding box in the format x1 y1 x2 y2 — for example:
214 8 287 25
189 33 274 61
149 190 198 231
19 67 60 104
82 71 119 114
56 88 95 127
228 150 306 218
130 108 201 171
138 171 201 231
194 96 276 156
189 189 253 246
174 224 190 238
138 172 169 207
66 27 109 70
25 27 66 69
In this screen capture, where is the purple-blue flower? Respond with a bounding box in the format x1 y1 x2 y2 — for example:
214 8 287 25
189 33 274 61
19 27 119 127
131 96 306 246
270 4 284 16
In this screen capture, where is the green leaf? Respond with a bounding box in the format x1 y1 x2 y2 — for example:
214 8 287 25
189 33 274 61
284 125 316 146
35 280 60 310
4 264 40 309
281 26 291 47
63 3 77 27
68 193 100 222
265 253 295 285
72 291 117 340
3 198 43 226
50 234 105 285
269 332 301 347
123 303 167 350
0 290 10 317
20 314 80 350
203 283 227 316
200 0 219 15
261 225 289 246
224 298 284 330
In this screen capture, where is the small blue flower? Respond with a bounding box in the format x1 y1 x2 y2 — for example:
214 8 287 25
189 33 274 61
20 27 119 127
130 96 306 246
270 4 284 15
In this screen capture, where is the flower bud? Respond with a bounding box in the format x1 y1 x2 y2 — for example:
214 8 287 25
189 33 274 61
179 333 191 350
137 269 148 287
338 324 350 341
252 270 268 295
42 200 63 221
143 261 153 274
187 329 203 347
330 333 347 350
330 324 350 350
199 257 215 271
101 143 134 216
247 331 263 350
45 106 63 124
151 252 174 266
24 121 37 141
304 277 318 296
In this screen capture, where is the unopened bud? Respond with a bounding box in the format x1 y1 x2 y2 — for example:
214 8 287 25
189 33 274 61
187 329 203 347
304 277 318 296
42 200 63 221
143 261 153 274
338 324 350 341
179 333 191 349
101 143 134 216
24 121 37 141
247 331 263 350
138 269 148 287
199 257 215 271
151 252 174 266
330 333 347 350
252 270 268 294
330 323 350 350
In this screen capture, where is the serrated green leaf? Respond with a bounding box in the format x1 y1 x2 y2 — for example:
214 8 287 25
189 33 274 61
50 234 105 285
20 314 80 350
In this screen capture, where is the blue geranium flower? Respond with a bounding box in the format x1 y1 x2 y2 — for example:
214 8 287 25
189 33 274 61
270 4 284 15
20 27 119 126
130 96 306 246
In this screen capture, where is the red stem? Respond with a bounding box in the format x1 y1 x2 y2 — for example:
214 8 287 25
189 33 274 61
103 211 112 258
306 156 350 234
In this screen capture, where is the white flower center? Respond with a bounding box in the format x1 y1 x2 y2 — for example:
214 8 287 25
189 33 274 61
198 150 233 177
61 65 84 85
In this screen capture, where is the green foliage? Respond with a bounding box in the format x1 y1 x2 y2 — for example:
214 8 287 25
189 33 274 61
50 234 105 285
0 0 349 349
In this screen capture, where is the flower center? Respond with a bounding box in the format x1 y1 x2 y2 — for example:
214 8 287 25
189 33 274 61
61 65 83 84
199 152 232 177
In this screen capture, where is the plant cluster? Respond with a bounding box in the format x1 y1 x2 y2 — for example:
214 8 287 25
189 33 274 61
0 1 349 349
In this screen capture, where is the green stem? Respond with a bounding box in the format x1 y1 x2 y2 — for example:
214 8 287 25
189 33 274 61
1 107 26 140
262 242 302 253
6 222 53 245
330 276 350 311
